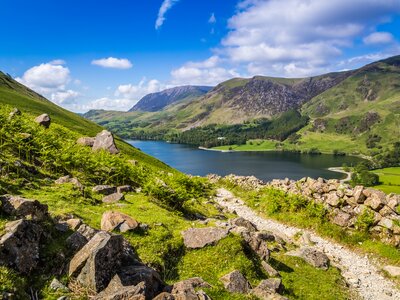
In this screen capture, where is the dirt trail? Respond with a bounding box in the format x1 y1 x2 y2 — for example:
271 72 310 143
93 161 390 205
215 188 400 300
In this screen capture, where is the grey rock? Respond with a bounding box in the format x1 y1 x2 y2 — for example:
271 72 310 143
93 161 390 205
182 227 228 249
242 231 270 261
286 247 329 270
34 113 51 128
261 261 280 277
220 270 251 293
102 193 125 204
0 195 48 220
92 130 119 154
332 211 352 227
0 219 43 274
117 185 133 193
101 211 139 233
383 265 400 277
231 217 257 231
77 137 95 147
93 185 117 195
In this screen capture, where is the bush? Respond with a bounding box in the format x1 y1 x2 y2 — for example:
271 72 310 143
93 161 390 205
355 208 375 232
351 163 379 186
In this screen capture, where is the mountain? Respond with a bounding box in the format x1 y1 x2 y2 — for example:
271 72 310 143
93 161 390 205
129 85 212 112
84 55 400 160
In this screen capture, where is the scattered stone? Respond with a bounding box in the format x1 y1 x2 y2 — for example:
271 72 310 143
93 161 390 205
66 224 98 252
261 261 280 277
332 211 352 227
117 185 133 193
165 277 212 299
255 278 284 294
102 193 125 204
286 247 329 270
77 137 95 147
92 130 119 154
383 265 400 277
101 211 139 233
0 195 48 220
94 279 146 300
231 217 257 232
219 270 251 294
93 185 117 195
9 107 21 119
66 218 83 231
34 113 51 128
326 193 341 207
181 227 228 249
128 160 138 166
55 175 83 189
50 278 69 292
242 231 270 261
0 219 43 274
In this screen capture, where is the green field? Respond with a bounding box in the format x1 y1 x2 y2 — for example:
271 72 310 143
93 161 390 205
373 167 400 194
212 139 278 151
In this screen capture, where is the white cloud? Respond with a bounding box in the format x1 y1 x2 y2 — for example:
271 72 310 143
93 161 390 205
115 78 163 101
171 56 239 86
209 13 216 24
49 59 66 65
91 57 133 69
76 97 134 112
16 62 70 92
363 32 394 45
155 0 179 30
16 61 81 107
217 0 400 77
51 90 80 105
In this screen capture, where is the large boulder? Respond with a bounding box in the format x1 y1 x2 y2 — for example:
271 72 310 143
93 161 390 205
77 137 95 147
0 195 48 220
101 211 139 233
66 224 98 252
182 227 228 249
34 113 51 128
286 247 329 270
0 219 43 274
92 130 119 154
220 270 251 294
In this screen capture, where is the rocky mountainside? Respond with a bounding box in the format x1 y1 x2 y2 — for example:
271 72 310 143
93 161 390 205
129 85 212 112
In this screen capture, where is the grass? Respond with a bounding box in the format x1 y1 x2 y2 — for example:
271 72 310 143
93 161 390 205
212 140 278 151
373 167 400 194
221 181 400 267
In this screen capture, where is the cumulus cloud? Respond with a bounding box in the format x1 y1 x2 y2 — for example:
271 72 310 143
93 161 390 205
171 56 239 86
363 32 394 45
155 0 179 29
75 97 134 112
16 61 81 107
218 0 400 77
115 79 163 101
91 57 133 69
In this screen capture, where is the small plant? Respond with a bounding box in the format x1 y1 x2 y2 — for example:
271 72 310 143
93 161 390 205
355 208 375 232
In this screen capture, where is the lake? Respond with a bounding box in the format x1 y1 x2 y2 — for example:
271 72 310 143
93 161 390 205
127 140 364 181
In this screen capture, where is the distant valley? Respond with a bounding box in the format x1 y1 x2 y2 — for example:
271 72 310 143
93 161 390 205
84 55 400 167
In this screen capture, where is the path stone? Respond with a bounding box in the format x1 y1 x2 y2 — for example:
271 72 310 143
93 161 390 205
215 188 400 300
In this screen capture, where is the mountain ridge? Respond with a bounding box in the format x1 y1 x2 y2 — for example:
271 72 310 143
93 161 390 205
129 85 212 112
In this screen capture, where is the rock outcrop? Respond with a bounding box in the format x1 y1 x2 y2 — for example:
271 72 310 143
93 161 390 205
92 130 119 154
0 219 43 274
77 136 96 147
0 195 48 220
286 247 330 270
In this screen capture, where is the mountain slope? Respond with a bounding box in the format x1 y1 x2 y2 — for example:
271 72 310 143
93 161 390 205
129 85 212 112
0 71 169 170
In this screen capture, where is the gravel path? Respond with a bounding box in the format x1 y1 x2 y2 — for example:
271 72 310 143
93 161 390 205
215 188 400 300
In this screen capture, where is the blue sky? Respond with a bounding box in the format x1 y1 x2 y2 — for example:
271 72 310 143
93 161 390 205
1 0 400 112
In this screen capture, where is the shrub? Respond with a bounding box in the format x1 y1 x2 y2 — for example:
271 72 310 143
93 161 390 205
355 208 375 232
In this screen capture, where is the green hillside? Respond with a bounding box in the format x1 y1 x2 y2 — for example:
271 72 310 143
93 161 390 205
0 71 169 170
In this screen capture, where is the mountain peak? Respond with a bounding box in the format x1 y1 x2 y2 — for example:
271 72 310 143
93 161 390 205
128 85 212 112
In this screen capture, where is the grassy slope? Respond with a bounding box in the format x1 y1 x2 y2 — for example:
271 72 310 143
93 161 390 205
373 167 400 194
0 72 169 171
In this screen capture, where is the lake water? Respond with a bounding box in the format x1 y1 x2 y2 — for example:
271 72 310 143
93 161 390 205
127 140 364 181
